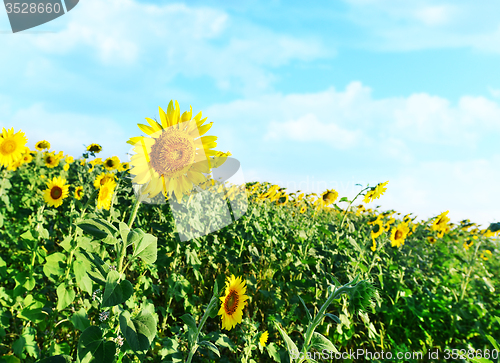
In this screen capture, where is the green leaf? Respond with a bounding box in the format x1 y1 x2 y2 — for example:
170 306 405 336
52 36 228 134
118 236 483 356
71 308 90 332
485 334 500 351
77 326 116 362
43 252 66 282
119 310 157 352
73 259 93 296
56 283 75 311
13 326 38 359
297 295 312 322
275 323 299 360
76 218 118 239
132 231 157 264
339 197 349 203
310 332 338 353
119 221 130 243
324 313 341 324
35 355 73 363
180 314 198 345
101 270 133 307
266 342 281 362
199 341 220 357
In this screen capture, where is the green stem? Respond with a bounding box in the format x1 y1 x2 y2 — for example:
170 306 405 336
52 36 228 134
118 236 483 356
127 197 141 229
186 296 218 363
118 196 142 274
460 240 481 301
339 187 370 231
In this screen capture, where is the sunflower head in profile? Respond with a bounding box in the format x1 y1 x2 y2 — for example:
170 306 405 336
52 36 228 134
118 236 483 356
259 331 269 347
371 220 384 240
43 176 70 208
43 152 60 168
0 127 28 168
218 274 249 331
35 140 50 151
103 156 120 171
321 189 339 206
128 100 227 202
87 143 102 153
74 186 84 200
97 180 117 210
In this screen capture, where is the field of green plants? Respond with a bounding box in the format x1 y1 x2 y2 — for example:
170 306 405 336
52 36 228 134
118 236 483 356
0 115 499 363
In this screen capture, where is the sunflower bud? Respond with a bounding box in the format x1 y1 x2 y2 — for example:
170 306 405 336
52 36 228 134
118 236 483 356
347 280 378 316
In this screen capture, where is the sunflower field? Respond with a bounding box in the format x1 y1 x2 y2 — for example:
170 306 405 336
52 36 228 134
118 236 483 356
0 101 499 363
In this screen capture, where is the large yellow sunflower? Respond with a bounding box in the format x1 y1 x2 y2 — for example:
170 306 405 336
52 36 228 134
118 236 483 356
390 223 409 248
218 275 248 331
128 101 225 202
43 176 70 208
0 128 28 168
97 180 116 210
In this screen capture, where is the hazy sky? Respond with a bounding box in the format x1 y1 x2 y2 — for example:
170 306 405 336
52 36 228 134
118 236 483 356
1 0 499 227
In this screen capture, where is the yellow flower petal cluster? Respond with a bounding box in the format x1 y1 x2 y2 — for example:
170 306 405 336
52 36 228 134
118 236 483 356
35 140 50 151
74 186 84 200
43 176 70 208
260 331 269 347
321 189 339 206
431 211 450 238
363 181 389 203
218 275 248 331
97 180 117 210
103 156 121 171
390 223 410 248
94 173 116 189
0 128 28 168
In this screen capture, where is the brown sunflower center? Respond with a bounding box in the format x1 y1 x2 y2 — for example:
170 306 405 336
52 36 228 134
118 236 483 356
50 186 63 200
106 160 114 167
149 130 195 177
224 290 239 315
323 192 335 202
395 230 403 240
46 156 54 164
373 224 380 233
76 189 83 197
0 140 16 155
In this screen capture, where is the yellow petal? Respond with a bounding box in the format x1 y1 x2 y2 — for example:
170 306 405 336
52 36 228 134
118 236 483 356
145 117 163 132
180 105 192 122
197 122 213 136
137 123 155 135
159 106 170 129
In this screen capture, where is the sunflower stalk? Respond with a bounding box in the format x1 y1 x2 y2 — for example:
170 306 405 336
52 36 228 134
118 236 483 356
185 280 220 363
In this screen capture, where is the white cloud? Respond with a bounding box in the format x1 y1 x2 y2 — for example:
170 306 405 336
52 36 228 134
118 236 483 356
414 6 452 26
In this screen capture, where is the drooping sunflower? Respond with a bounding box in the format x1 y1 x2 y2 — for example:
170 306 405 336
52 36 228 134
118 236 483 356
371 220 384 239
74 186 84 200
218 274 249 331
96 180 116 210
103 156 121 171
128 101 226 202
87 143 102 153
372 181 389 200
43 152 60 168
321 189 338 206
259 331 269 347
35 140 50 151
94 173 116 189
0 127 28 168
390 223 409 248
43 176 70 208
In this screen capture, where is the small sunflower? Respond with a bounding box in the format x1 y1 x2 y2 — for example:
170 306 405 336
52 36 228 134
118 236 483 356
94 173 116 189
103 156 121 171
431 211 450 232
65 155 74 164
259 331 269 347
321 189 339 206
87 143 102 153
299 205 307 214
427 236 436 244
371 220 384 239
276 194 288 206
43 176 70 208
0 127 28 168
363 189 376 204
370 239 377 252
97 180 116 210
63 163 70 171
128 100 227 202
372 181 389 200
390 223 409 248
218 275 249 331
463 240 473 251
74 186 84 200
22 153 33 164
480 250 492 260
35 140 50 151
118 162 130 172
356 204 366 216
43 152 60 168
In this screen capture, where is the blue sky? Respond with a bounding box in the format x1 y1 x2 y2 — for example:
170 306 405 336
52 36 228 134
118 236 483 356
1 0 500 227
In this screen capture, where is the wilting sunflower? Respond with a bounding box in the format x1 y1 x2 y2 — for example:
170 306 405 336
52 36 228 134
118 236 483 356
390 223 409 248
97 180 116 210
218 275 249 331
87 143 102 153
74 186 84 200
103 156 120 171
259 331 269 347
0 127 28 168
371 220 384 239
321 189 338 206
43 176 70 208
128 100 226 202
35 140 50 151
94 173 116 189
43 152 60 168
